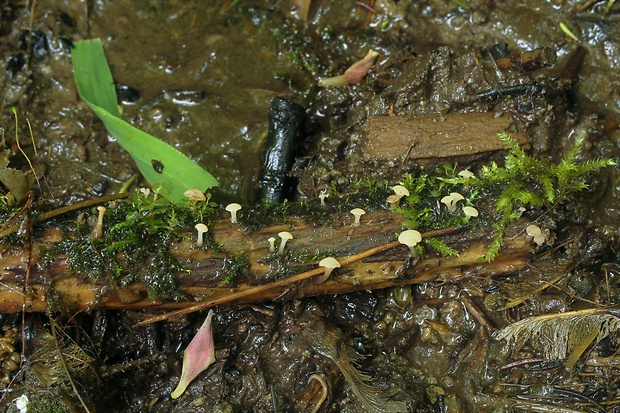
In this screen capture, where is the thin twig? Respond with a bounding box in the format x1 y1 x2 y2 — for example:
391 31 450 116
134 226 459 327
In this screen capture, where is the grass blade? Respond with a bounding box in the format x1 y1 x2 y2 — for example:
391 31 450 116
71 39 218 203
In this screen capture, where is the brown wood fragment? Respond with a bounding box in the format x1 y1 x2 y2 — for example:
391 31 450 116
363 113 529 161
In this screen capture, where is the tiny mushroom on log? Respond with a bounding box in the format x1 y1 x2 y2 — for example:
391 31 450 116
440 192 465 213
225 203 242 224
91 206 107 241
350 208 366 226
462 206 479 218
318 192 328 206
526 224 546 246
398 229 422 256
278 231 293 254
387 185 410 208
318 257 341 284
268 237 276 253
458 170 475 179
194 223 208 247
184 188 206 207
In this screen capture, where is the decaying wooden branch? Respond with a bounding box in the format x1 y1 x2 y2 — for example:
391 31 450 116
0 209 533 318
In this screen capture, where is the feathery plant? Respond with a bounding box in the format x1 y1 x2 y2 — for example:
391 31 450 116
478 133 615 260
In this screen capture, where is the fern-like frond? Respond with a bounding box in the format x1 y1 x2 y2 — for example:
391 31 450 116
494 308 620 371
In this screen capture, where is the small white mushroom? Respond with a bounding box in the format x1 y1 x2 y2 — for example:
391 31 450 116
458 170 475 179
278 231 294 254
184 189 206 207
526 224 546 246
350 208 366 226
440 192 465 213
388 185 410 208
462 206 479 218
268 237 276 253
194 223 208 247
318 192 328 206
91 206 107 241
139 187 151 198
318 257 341 283
398 229 422 256
225 203 242 224
386 194 400 209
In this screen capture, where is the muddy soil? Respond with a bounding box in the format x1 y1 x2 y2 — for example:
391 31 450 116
1 1 620 412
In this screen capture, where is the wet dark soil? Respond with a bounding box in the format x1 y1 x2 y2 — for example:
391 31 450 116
1 1 620 412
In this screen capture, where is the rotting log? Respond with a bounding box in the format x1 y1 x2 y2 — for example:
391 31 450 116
0 210 532 314
363 113 529 161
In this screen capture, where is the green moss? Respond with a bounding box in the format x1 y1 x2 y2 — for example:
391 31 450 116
219 253 251 287
27 391 71 413
44 189 220 301
394 134 615 261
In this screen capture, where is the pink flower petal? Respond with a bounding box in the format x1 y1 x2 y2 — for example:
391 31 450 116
171 309 216 399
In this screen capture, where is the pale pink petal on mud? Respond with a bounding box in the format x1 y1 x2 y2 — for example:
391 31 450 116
171 309 216 399
318 50 379 86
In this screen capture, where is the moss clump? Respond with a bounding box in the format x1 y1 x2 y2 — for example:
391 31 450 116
397 133 615 261
45 188 219 301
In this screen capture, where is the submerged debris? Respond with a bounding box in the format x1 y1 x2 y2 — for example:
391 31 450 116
301 316 408 412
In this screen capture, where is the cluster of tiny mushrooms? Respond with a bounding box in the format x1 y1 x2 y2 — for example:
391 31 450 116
177 180 478 282
87 178 486 283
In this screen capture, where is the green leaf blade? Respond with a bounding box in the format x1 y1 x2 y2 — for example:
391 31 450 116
71 39 218 203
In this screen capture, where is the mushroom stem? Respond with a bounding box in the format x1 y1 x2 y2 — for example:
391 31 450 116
91 206 106 240
278 232 294 254
195 224 208 247
318 257 341 284
268 237 276 253
225 203 242 224
318 192 328 206
350 208 366 227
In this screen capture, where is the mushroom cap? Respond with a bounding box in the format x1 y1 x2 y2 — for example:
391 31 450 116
225 203 242 212
97 205 107 213
398 229 422 246
278 231 294 240
386 194 400 204
440 195 453 206
526 224 542 237
319 256 341 269
392 185 410 197
268 237 276 242
449 192 465 202
350 208 366 216
195 223 208 233
184 189 207 202
462 206 479 217
458 170 475 179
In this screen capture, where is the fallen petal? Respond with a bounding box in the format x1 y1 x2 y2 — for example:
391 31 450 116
319 49 379 86
171 309 216 399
